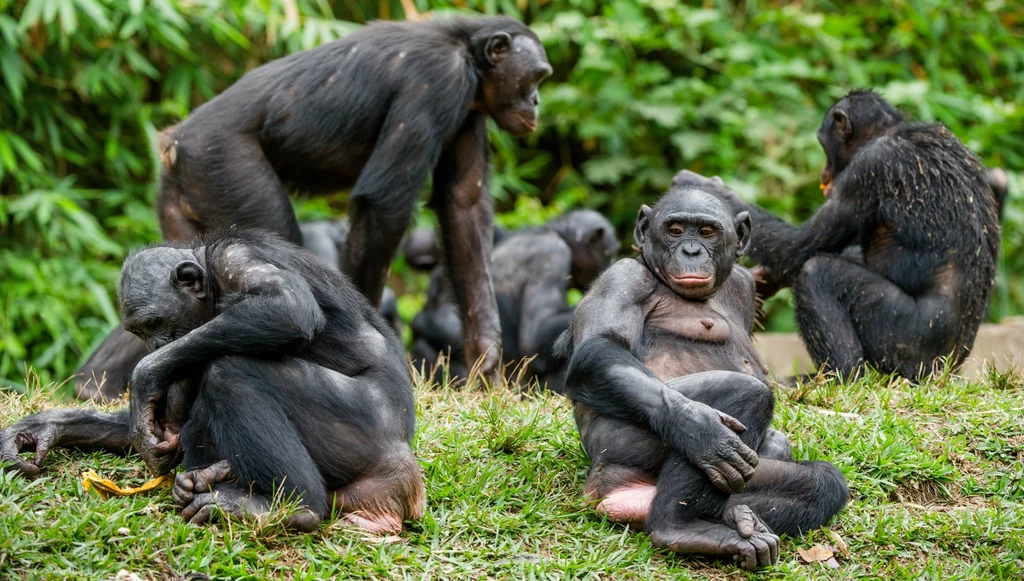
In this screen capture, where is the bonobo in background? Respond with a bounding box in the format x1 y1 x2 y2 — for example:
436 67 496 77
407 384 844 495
676 89 1001 381
410 210 620 390
74 15 553 401
299 219 401 335
1 231 425 533
557 188 847 570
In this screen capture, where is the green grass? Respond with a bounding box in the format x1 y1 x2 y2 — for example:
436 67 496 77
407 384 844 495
2 367 1023 580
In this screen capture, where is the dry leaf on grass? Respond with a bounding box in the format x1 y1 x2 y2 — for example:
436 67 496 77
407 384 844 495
798 544 840 569
115 570 144 581
828 530 851 558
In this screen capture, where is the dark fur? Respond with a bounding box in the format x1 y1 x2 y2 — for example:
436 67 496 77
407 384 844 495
2 230 424 532
411 210 619 390
677 90 1001 380
558 188 847 569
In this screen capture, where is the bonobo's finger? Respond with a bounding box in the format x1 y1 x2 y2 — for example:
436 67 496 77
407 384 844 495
189 503 213 526
173 474 194 506
735 542 757 571
718 412 746 433
182 492 213 522
704 466 729 492
728 448 757 481
714 462 746 493
738 443 759 468
6 460 41 478
767 532 780 564
733 505 757 538
748 535 773 568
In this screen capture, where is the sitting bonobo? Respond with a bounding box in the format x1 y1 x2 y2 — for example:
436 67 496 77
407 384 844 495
0 231 424 533
558 188 848 570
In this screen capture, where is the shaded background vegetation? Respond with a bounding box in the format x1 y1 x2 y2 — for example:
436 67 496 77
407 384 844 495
1 0 1021 392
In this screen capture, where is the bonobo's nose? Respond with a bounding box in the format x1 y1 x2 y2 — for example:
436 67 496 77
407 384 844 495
682 241 701 256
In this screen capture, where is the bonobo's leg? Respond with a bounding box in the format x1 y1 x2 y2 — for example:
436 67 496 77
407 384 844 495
431 114 501 376
345 196 415 308
759 429 793 462
158 131 302 244
174 356 423 534
173 356 327 533
725 458 848 536
74 326 147 401
794 255 958 379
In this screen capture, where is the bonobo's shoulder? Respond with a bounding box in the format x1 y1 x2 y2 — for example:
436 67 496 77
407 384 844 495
583 258 659 303
720 264 756 303
495 231 570 272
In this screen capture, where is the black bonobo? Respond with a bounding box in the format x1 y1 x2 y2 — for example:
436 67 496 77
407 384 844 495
675 89 1001 381
411 210 619 390
558 188 848 570
1 231 424 533
299 219 401 335
74 15 553 401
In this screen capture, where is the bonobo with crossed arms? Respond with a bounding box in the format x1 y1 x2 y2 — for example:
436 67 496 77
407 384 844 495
557 186 848 570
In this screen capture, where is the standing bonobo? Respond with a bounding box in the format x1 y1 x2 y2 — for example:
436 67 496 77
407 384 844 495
1 231 424 533
74 16 553 400
559 188 847 570
676 89 1000 381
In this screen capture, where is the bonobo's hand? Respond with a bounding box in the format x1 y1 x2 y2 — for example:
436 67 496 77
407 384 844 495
671 170 747 215
751 265 783 301
682 401 759 494
0 416 58 478
129 356 182 475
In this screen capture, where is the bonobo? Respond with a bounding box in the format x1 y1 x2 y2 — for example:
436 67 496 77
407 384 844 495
1 231 424 533
411 210 619 390
299 219 401 335
75 15 553 400
676 89 1001 380
558 188 848 570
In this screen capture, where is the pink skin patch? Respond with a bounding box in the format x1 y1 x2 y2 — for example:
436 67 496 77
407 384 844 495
341 512 404 535
596 484 658 525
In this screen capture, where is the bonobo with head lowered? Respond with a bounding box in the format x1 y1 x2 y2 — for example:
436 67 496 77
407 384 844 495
557 187 848 570
1 231 424 533
74 15 553 401
411 210 619 390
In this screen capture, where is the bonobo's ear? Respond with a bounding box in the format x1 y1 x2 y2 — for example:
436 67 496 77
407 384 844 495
832 109 852 143
485 32 512 66
633 205 653 250
734 211 752 258
170 260 206 298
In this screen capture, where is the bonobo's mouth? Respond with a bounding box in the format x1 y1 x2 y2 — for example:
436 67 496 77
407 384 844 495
513 113 537 134
669 274 713 287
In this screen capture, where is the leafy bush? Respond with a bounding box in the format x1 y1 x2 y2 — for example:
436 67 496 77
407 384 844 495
1 0 1021 390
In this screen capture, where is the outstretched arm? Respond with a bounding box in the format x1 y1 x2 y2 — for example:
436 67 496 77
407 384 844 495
1 409 130 477
563 260 758 493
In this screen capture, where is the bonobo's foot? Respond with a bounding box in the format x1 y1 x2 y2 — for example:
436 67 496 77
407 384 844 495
177 481 321 533
648 505 780 571
173 459 236 507
759 428 794 462
595 484 657 526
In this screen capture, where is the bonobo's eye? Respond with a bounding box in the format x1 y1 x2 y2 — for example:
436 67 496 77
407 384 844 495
699 226 717 239
668 224 685 238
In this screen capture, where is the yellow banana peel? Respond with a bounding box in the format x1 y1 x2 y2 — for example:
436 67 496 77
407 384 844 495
81 469 172 499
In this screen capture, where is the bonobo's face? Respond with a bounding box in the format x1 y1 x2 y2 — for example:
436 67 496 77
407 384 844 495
817 93 901 197
480 33 552 137
118 246 214 352
634 188 751 301
562 210 620 290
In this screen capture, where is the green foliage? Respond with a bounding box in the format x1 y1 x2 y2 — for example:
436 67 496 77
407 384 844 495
2 0 1022 388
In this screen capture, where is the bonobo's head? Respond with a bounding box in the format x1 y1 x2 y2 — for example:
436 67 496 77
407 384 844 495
118 245 214 352
472 18 552 136
549 209 620 290
634 188 751 301
818 89 904 196
404 228 441 272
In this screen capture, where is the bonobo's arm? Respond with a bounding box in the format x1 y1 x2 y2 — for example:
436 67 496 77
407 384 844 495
0 409 130 477
431 114 502 376
563 259 758 493
516 237 574 374
672 170 869 288
130 243 325 473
